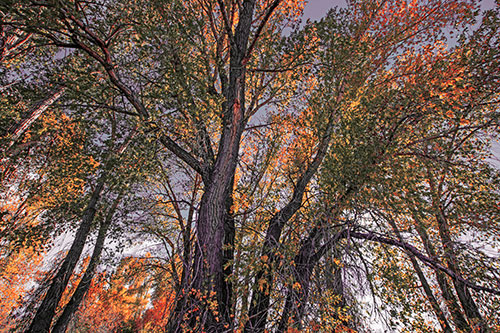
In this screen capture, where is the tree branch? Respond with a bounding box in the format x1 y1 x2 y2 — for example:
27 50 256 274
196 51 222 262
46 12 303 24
245 0 281 60
348 231 500 296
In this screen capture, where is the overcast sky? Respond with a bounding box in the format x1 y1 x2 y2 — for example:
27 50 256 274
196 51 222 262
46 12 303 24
303 0 497 22
303 0 345 21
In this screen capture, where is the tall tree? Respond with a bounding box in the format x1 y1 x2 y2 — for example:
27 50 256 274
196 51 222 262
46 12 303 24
1 0 500 332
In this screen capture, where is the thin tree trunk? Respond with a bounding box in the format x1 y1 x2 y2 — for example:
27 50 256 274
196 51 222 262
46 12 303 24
411 256 453 332
245 75 346 332
277 226 324 332
434 208 488 332
385 214 452 333
6 86 65 151
26 174 106 333
413 217 471 332
165 177 197 333
51 193 122 333
245 114 337 332
427 171 488 332
1 87 65 183
277 227 351 333
0 25 32 63
26 127 135 332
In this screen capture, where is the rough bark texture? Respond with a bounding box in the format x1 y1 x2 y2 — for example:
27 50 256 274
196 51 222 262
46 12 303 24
168 2 257 330
222 190 236 328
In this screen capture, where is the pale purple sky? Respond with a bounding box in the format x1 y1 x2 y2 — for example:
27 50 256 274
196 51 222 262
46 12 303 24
303 0 345 21
303 0 497 22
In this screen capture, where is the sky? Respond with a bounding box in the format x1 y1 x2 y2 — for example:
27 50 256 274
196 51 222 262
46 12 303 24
303 0 345 21
303 0 497 22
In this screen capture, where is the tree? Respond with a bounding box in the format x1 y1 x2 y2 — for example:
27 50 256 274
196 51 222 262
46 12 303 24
1 0 499 332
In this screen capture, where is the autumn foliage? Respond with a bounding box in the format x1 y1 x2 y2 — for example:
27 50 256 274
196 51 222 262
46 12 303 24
1 0 500 332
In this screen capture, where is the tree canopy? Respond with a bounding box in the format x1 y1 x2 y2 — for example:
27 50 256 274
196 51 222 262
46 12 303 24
1 0 499 332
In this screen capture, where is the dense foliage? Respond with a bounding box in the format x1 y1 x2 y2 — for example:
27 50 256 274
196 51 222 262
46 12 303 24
1 0 499 332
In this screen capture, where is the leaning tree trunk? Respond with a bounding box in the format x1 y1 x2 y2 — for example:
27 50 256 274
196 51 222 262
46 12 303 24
1 86 65 183
5 86 65 152
413 216 471 332
428 171 488 332
245 113 336 332
277 226 351 332
26 175 106 333
277 226 325 332
434 207 488 332
386 215 452 333
409 253 453 333
51 193 122 333
27 121 136 332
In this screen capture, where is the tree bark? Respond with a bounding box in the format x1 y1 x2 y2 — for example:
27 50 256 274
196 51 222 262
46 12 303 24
221 189 236 328
5 86 65 152
169 2 257 330
245 111 336 332
385 214 452 333
413 217 471 332
277 226 324 332
428 170 488 332
165 177 198 333
277 227 351 332
409 255 453 333
434 208 488 332
26 175 106 333
51 193 121 333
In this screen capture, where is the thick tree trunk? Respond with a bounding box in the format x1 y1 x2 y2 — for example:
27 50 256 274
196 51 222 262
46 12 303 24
26 175 106 333
170 3 257 331
51 194 121 333
222 191 236 327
